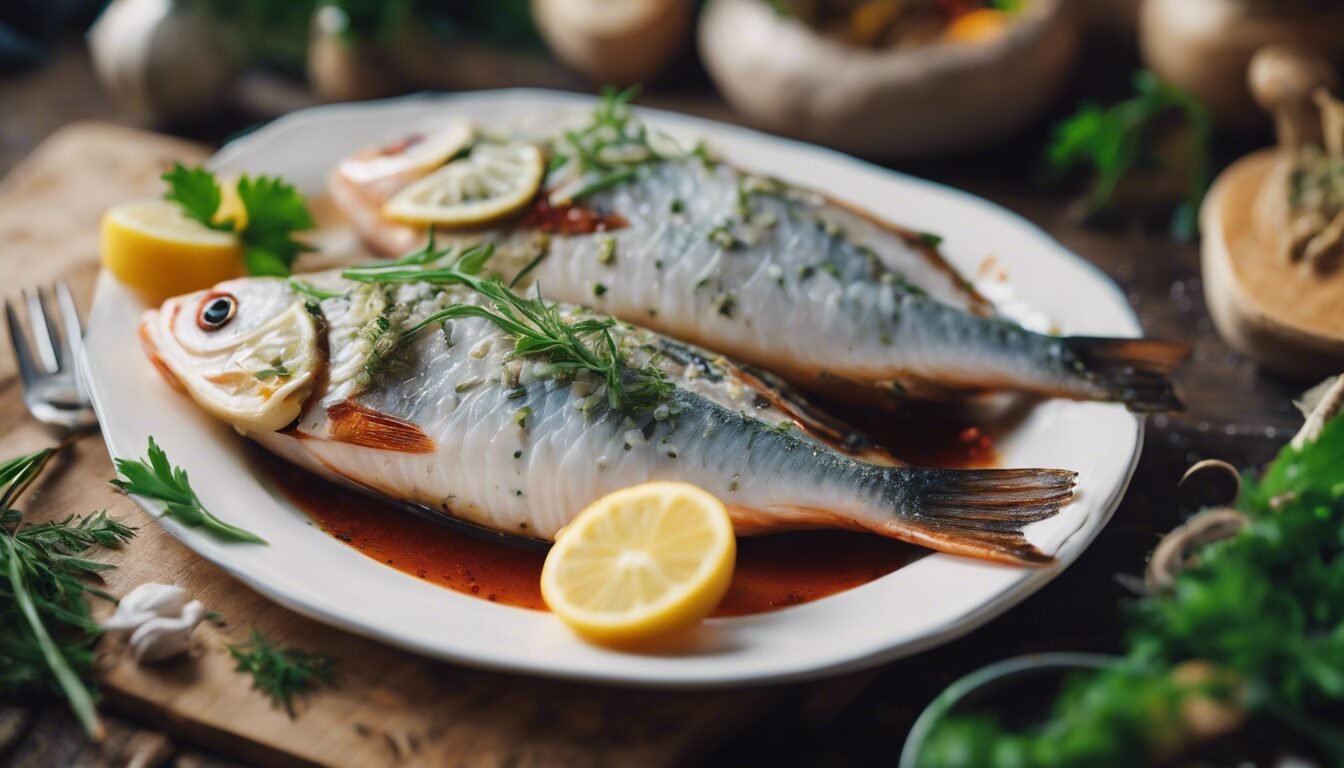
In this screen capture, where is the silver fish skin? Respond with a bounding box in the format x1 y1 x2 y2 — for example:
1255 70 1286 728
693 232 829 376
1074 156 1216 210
142 274 1077 565
331 140 1187 411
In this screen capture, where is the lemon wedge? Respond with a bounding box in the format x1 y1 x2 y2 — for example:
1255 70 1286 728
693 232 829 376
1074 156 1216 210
338 122 475 184
541 482 736 645
382 143 545 227
101 199 243 303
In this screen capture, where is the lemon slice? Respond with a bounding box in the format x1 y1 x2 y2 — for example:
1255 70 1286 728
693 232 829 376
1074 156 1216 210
338 122 475 184
101 199 243 303
541 482 736 645
382 143 545 227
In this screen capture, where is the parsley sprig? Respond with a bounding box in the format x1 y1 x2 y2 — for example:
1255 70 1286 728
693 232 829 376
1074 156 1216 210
112 437 266 544
227 630 338 716
2 446 136 740
162 163 315 276
342 235 674 417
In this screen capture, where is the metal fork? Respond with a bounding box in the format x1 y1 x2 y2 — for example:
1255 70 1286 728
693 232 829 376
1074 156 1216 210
5 283 98 433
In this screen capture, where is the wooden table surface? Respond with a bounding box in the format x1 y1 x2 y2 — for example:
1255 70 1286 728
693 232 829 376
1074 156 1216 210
0 42 1311 767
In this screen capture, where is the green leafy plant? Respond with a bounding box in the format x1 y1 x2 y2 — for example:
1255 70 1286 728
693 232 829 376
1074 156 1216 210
1 447 136 739
918 412 1344 766
162 163 315 277
1046 71 1212 241
112 437 267 544
227 630 338 716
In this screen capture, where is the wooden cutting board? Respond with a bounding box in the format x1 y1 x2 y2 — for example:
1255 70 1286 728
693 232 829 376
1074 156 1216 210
0 123 839 767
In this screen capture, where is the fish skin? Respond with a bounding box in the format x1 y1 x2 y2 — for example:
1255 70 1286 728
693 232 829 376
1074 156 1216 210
331 140 1187 410
143 274 1077 565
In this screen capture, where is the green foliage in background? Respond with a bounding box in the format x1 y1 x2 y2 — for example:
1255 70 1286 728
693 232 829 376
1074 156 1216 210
1047 70 1212 242
917 415 1344 766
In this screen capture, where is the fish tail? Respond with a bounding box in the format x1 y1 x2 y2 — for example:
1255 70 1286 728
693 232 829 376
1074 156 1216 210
890 468 1078 565
1061 337 1189 412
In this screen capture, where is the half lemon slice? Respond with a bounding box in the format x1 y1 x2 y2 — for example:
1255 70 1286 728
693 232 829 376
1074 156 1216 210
338 121 475 185
541 482 736 645
382 143 545 227
101 199 243 303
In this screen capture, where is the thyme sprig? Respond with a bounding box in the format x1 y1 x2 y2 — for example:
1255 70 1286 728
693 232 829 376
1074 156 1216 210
227 630 338 717
2 447 137 740
342 236 674 417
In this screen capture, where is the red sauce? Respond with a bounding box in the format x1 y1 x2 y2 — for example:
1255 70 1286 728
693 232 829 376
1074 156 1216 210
520 197 628 235
265 414 995 616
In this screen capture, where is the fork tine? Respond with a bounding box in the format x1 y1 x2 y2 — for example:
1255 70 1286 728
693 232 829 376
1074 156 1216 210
5 298 40 388
24 288 61 373
54 282 84 372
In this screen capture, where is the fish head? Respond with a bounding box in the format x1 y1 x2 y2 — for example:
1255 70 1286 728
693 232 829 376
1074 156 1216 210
140 278 320 434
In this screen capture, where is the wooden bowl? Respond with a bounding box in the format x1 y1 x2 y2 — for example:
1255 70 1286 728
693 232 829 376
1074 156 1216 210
697 0 1080 159
1200 149 1344 379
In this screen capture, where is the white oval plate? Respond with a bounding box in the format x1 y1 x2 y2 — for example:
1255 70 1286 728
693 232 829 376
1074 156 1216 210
82 89 1142 688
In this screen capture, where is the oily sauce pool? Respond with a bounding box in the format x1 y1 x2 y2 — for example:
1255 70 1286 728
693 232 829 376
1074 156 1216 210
266 413 996 617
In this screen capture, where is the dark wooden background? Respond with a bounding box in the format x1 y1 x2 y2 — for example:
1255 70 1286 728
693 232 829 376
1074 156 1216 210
0 38 1310 767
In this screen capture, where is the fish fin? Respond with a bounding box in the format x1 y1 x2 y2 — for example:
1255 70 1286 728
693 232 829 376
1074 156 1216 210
327 401 436 453
1063 337 1190 413
898 468 1078 565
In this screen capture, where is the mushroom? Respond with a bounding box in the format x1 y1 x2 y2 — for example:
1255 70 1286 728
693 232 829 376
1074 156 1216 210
697 0 1079 159
531 0 693 86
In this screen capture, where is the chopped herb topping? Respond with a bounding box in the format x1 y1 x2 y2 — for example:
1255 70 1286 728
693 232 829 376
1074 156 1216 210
597 237 616 265
919 232 944 248
254 357 289 381
593 283 608 297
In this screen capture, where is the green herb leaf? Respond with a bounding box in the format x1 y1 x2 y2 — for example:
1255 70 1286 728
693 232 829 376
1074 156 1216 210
111 437 267 544
227 630 337 716
162 163 232 232
236 175 315 277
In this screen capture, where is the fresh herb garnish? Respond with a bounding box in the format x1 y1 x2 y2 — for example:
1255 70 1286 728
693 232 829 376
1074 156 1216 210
1046 71 1212 241
111 437 266 544
547 86 678 205
254 357 289 381
2 447 136 739
921 406 1344 766
345 241 674 418
918 232 944 248
227 630 337 716
162 162 315 276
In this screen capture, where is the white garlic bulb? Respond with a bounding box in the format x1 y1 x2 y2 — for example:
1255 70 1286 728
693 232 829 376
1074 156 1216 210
88 0 240 121
103 583 207 663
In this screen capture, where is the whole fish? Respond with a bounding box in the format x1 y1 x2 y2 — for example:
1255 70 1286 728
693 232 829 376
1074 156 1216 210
140 262 1077 565
329 97 1187 411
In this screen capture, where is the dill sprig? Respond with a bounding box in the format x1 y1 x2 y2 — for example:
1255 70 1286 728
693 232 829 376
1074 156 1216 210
342 236 674 417
1 447 136 740
227 630 338 717
111 437 266 544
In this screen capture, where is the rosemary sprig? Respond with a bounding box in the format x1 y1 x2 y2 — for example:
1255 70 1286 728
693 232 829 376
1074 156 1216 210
343 239 674 417
1 447 136 740
111 437 266 544
227 630 338 717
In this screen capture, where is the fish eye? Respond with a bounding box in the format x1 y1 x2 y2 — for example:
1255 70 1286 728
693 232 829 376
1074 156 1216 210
197 293 238 331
